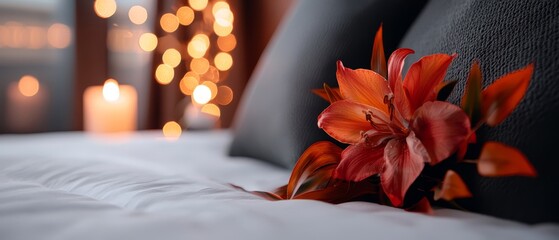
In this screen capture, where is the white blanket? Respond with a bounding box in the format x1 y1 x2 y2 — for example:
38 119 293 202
0 131 557 240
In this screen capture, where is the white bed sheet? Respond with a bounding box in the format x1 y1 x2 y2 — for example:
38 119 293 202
0 130 557 240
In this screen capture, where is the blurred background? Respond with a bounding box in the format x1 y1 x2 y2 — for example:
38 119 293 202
0 0 295 134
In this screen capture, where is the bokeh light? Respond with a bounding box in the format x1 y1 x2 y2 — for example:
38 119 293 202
214 8 233 27
192 84 212 104
200 66 220 83
212 1 230 15
180 72 200 95
18 75 40 97
163 121 182 139
129 5 148 25
155 64 175 85
189 0 208 11
214 52 233 71
94 0 117 19
162 48 182 68
177 6 195 26
201 104 221 117
213 22 233 36
215 85 233 105
139 32 158 52
160 13 179 33
202 81 218 100
217 34 236 52
187 34 209 58
190 58 210 74
47 23 71 49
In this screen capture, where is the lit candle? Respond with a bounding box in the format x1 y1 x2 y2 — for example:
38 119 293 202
6 75 47 132
83 79 137 133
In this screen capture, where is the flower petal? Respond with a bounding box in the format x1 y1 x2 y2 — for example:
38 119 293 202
406 197 433 215
387 48 414 120
461 61 483 124
381 137 425 207
478 141 537 177
318 100 388 144
403 54 455 113
286 141 342 198
336 61 390 113
481 64 534 126
334 143 385 182
412 101 471 165
371 25 387 79
312 83 342 104
434 170 472 201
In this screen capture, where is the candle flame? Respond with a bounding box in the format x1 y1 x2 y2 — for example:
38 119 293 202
18 75 40 97
103 79 120 102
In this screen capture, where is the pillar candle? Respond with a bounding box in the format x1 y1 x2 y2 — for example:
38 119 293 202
83 79 137 133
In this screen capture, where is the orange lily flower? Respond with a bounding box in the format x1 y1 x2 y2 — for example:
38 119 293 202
318 51 471 207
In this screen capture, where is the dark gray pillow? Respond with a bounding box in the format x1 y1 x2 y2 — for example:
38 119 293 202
399 0 559 223
229 0 427 168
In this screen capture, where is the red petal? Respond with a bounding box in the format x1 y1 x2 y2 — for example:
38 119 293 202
412 101 471 165
381 137 425 207
387 48 415 120
318 100 389 144
434 170 472 201
403 54 455 113
334 143 385 182
481 64 534 126
371 25 387 79
478 142 537 177
293 179 378 204
286 141 342 198
336 61 390 113
312 84 342 104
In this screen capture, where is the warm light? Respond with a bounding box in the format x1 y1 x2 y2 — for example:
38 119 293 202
201 66 220 83
18 75 40 97
217 34 236 52
162 48 181 68
27 26 47 49
129 5 148 25
216 85 233 105
214 52 233 71
192 84 211 104
187 34 209 58
179 72 199 95
189 0 208 11
176 6 195 26
139 32 158 52
47 23 71 49
213 22 233 36
214 8 234 27
94 0 117 19
201 104 221 117
212 1 230 15
155 64 174 85
102 79 120 102
162 121 182 139
202 81 218 100
190 58 210 74
160 13 179 33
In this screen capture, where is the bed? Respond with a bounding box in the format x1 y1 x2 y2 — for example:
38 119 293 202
1 131 558 240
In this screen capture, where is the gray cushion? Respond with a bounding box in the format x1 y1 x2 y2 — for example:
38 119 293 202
399 0 559 223
229 0 427 168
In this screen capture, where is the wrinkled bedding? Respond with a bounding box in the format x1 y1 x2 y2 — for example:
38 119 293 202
0 131 557 240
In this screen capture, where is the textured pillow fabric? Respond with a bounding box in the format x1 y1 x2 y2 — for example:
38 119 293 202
398 0 559 223
230 0 427 168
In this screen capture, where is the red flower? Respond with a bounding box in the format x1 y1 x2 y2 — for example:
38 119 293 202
317 51 471 207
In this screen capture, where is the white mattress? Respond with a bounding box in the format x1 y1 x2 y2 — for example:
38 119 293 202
0 130 557 240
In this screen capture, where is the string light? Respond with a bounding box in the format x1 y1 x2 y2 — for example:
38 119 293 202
94 0 117 18
177 6 195 26
129 5 148 25
189 0 208 11
163 121 182 139
155 64 174 85
160 13 179 33
139 33 158 52
162 48 182 68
